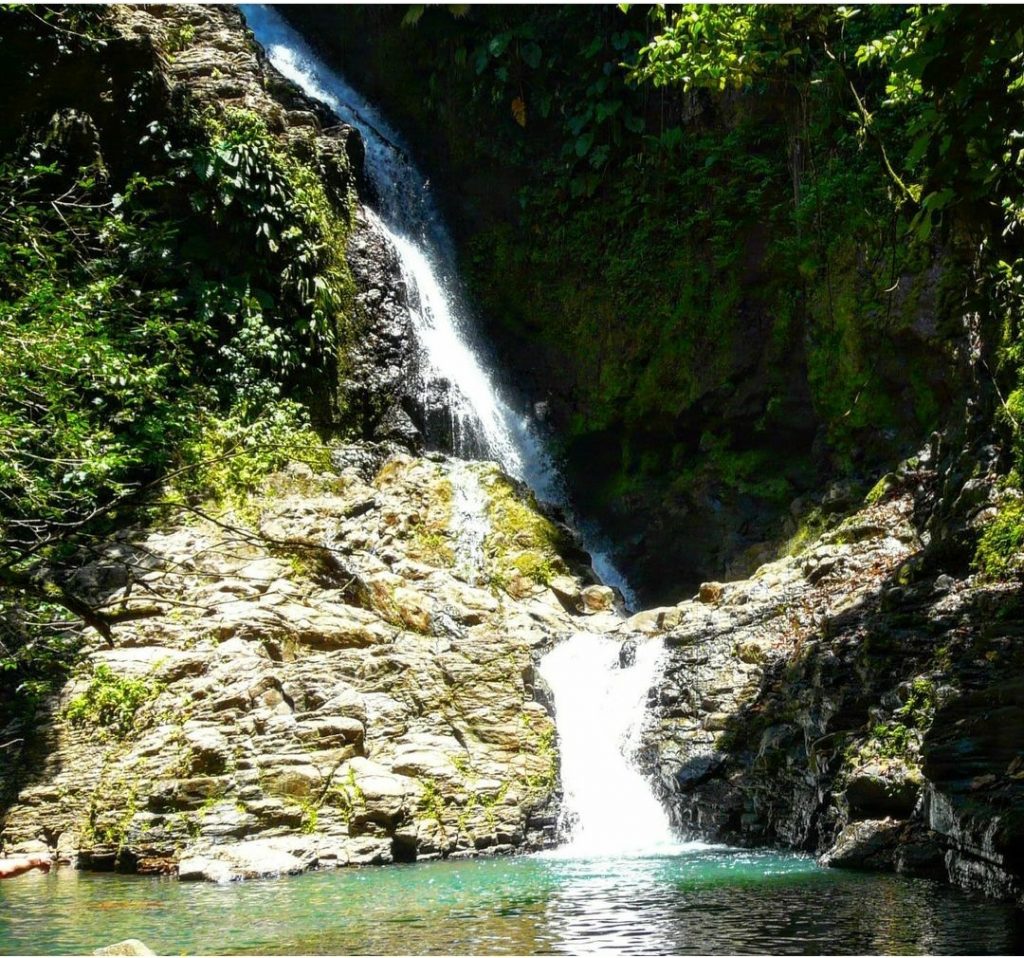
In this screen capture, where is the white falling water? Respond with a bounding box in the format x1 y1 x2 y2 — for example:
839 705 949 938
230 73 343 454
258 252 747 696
243 4 681 860
448 461 489 586
241 5 638 611
538 633 683 857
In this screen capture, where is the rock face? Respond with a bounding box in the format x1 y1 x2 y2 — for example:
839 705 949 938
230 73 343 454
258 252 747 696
0 453 606 877
0 1 621 883
106 5 430 450
922 679 1024 901
633 438 1024 905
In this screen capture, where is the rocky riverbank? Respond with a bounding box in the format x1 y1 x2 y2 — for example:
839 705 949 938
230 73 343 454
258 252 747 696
632 430 1024 906
0 448 625 879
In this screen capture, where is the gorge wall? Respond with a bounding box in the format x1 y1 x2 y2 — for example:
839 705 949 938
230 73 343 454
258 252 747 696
279 4 974 607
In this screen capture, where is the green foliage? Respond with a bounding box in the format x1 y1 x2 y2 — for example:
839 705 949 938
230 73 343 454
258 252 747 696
297 798 319 834
321 3 1024 528
521 716 557 797
65 663 161 737
0 7 355 719
173 401 332 511
328 766 365 826
853 677 935 763
974 498 1024 581
633 6 824 92
418 777 447 832
167 22 196 54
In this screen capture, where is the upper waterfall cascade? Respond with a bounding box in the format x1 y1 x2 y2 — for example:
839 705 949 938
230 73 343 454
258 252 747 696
241 4 637 609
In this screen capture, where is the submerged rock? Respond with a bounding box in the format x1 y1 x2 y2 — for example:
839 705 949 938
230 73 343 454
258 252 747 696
92 941 155 956
180 839 309 882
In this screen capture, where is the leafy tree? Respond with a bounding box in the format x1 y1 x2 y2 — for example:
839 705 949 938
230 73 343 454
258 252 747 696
0 7 354 717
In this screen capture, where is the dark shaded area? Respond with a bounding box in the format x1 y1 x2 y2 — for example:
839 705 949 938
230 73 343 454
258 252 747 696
646 413 1024 903
275 5 967 607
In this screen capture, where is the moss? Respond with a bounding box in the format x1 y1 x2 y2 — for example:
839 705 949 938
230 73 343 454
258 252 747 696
974 497 1024 580
521 714 558 798
865 473 898 505
481 471 567 596
783 506 831 558
409 473 456 567
478 781 510 830
65 664 162 738
411 527 455 567
417 777 447 834
511 551 555 585
326 766 365 825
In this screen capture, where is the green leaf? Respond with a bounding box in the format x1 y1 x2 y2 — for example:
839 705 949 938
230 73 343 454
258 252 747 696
489 33 512 57
401 5 424 28
521 42 542 69
624 113 645 134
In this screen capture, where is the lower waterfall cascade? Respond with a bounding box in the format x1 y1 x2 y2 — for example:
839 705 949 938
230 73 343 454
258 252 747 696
538 632 686 856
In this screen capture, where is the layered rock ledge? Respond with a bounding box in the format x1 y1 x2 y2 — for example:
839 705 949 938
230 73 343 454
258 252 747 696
626 439 1024 906
0 450 621 879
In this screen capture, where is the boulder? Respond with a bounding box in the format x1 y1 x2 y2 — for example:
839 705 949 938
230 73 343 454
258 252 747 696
179 839 310 882
819 819 904 871
844 761 920 819
697 582 724 604
580 585 614 614
93 941 155 956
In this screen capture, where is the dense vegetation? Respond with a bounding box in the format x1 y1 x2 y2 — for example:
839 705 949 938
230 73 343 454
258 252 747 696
2 3 1023 713
288 3 1024 600
0 6 352 716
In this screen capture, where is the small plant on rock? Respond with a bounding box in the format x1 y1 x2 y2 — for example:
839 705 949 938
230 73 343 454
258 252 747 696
65 664 161 737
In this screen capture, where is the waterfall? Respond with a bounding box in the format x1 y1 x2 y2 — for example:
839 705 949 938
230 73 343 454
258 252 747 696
241 8 681 856
448 461 488 587
538 633 682 857
241 5 637 610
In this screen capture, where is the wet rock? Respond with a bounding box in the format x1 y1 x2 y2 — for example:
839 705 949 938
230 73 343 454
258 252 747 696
618 639 637 669
178 856 237 883
644 454 1024 908
93 941 155 956
549 575 581 609
921 678 1024 902
819 819 904 871
580 584 614 614
894 832 947 879
821 479 861 514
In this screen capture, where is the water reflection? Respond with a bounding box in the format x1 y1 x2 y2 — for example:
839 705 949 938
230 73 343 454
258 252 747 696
0 852 1021 955
541 854 687 954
